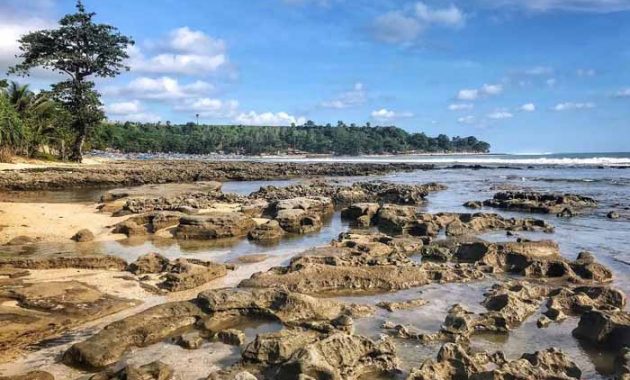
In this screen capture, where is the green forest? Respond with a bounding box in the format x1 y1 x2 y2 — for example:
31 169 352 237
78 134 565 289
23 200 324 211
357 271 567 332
0 80 490 161
90 121 491 156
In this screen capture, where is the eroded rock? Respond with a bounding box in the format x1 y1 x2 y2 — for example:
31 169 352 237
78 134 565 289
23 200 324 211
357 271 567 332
572 310 630 350
0 281 137 361
88 361 173 380
407 344 581 380
71 229 95 242
248 220 285 241
482 191 597 216
454 240 613 282
174 212 256 239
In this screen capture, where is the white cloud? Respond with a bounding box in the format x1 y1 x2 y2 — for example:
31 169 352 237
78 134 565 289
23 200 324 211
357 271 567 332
546 78 557 87
371 108 414 121
457 89 480 101
553 102 595 111
167 27 225 53
129 27 229 75
457 115 476 124
576 68 596 77
104 100 161 123
415 2 465 27
0 17 56 73
520 103 536 112
481 0 630 12
234 111 307 126
481 83 503 95
104 76 213 101
448 103 474 111
174 98 239 118
372 12 423 44
105 100 142 114
373 2 466 44
487 110 513 119
321 82 367 109
456 83 502 101
615 88 630 97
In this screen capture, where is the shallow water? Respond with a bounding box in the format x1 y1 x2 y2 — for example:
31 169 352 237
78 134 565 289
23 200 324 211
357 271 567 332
1 165 629 379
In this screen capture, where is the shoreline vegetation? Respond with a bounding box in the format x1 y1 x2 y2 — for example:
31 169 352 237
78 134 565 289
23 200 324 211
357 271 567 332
89 122 491 156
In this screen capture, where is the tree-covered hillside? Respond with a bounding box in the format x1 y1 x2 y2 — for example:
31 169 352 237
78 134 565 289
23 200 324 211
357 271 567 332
90 121 490 155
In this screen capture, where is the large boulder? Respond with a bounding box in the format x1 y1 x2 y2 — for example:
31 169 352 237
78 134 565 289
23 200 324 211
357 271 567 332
269 196 334 217
174 212 256 239
572 310 630 350
242 329 321 365
248 219 285 241
71 228 95 242
127 252 170 274
341 203 380 227
159 259 228 292
545 286 626 320
63 301 204 369
275 333 399 380
454 240 613 282
275 209 323 234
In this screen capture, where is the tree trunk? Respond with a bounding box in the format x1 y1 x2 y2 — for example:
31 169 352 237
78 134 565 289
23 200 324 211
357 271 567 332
70 132 85 163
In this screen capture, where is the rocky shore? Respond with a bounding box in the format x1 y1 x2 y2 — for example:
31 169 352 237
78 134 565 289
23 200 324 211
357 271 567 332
0 160 434 191
0 165 627 380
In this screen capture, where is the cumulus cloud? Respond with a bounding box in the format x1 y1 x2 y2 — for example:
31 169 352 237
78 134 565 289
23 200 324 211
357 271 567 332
520 103 536 112
487 110 513 119
456 89 479 101
371 108 414 121
129 27 229 75
372 2 466 44
104 76 213 101
481 83 503 95
457 115 476 124
372 12 423 44
456 83 502 101
553 102 595 111
415 2 465 27
0 1 57 79
234 111 307 126
448 103 474 111
104 100 161 123
321 82 367 109
174 97 239 118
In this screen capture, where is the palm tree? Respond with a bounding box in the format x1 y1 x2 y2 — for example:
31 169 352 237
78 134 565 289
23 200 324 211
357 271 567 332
5 81 34 114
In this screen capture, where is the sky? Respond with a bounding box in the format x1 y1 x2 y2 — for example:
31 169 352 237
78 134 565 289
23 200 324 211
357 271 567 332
1 0 630 153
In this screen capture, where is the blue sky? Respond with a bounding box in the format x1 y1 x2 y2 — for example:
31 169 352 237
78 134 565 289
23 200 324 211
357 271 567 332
1 0 630 153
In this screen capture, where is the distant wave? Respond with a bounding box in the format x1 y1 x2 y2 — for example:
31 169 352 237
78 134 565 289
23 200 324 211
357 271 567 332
256 155 630 167
87 151 630 167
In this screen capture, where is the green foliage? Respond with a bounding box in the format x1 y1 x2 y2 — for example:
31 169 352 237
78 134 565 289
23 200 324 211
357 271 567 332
0 81 75 160
0 93 25 149
8 0 133 162
90 122 490 155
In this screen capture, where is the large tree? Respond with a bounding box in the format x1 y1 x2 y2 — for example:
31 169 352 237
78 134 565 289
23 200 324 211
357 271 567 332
8 1 133 162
